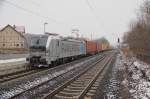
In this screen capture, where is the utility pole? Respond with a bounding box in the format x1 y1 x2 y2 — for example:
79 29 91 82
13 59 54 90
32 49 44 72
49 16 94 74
44 22 48 34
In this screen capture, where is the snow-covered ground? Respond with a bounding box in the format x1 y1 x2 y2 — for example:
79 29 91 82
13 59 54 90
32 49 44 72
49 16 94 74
0 54 27 60
0 58 26 64
103 53 129 99
0 56 99 99
0 58 26 71
122 52 150 99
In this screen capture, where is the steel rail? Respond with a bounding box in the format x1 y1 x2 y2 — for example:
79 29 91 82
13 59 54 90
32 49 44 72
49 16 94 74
77 56 114 99
9 54 104 99
0 69 43 83
0 54 98 84
42 55 112 99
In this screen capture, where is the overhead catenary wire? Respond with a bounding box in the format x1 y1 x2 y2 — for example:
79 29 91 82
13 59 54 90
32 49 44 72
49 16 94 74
4 0 72 27
84 0 105 34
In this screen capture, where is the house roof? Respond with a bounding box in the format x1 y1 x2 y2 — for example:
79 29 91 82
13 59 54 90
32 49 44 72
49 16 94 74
0 24 26 39
14 25 25 33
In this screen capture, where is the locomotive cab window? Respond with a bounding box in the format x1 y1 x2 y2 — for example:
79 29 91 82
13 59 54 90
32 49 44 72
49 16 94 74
30 36 48 51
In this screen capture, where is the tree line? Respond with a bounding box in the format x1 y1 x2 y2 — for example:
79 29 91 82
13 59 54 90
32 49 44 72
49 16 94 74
124 0 150 57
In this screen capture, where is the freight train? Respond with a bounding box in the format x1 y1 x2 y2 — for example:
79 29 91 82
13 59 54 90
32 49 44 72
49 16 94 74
26 34 109 67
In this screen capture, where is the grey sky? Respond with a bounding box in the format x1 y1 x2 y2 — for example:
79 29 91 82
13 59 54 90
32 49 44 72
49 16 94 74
0 0 143 45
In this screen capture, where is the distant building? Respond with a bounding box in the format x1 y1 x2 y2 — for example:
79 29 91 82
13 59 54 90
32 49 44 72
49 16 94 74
0 25 28 53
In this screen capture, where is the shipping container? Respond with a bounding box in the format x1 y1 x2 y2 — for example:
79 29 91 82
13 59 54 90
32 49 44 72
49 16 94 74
84 40 97 55
101 43 109 50
96 42 102 53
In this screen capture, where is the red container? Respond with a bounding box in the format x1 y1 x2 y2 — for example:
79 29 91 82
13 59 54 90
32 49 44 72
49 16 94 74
85 40 97 55
96 42 102 52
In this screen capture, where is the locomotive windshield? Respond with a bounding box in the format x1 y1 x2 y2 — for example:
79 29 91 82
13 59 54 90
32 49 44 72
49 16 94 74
30 36 48 51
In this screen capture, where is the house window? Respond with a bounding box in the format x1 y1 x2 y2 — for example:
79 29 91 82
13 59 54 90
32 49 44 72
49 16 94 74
17 44 19 46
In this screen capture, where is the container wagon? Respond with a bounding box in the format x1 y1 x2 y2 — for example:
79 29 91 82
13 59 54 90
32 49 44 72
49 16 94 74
101 43 109 51
84 39 97 55
96 42 102 53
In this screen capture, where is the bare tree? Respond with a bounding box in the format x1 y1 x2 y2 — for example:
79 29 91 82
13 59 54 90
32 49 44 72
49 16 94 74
124 0 150 59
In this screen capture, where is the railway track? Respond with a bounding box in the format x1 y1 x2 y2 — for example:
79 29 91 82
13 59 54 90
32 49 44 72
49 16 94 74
43 54 114 99
0 55 97 84
6 53 106 99
0 68 44 83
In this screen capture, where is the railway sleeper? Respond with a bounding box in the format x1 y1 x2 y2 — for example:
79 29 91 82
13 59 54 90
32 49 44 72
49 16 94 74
81 74 94 77
84 96 92 99
85 88 98 98
89 86 97 90
63 88 83 93
57 91 80 97
60 90 82 95
54 94 77 99
66 86 85 90
70 83 86 87
75 79 88 82
72 82 89 86
84 93 94 99
71 81 85 85
91 83 101 87
88 89 97 93
94 79 100 84
77 78 92 82
80 75 94 78
84 77 94 80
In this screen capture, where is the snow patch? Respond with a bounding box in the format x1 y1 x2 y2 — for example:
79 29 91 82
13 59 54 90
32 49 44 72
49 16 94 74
0 56 98 98
0 58 26 64
124 56 150 99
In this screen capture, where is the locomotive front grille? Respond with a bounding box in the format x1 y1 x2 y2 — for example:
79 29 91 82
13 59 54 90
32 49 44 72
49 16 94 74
30 56 47 65
30 56 41 64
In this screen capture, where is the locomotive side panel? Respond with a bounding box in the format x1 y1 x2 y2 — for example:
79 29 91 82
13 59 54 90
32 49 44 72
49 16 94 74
47 39 60 63
79 42 86 55
59 40 81 58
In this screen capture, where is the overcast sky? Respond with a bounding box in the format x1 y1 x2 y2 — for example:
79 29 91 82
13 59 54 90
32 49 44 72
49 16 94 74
0 0 143 45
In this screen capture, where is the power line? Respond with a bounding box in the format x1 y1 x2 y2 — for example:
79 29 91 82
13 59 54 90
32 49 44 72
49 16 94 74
85 0 95 12
22 0 74 28
4 0 71 27
84 0 105 33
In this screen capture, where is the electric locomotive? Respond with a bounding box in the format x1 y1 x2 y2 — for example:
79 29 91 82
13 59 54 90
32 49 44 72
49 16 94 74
26 33 86 67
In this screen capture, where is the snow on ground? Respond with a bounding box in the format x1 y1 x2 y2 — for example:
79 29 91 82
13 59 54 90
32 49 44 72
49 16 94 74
0 56 98 99
0 58 26 64
121 52 150 99
104 53 127 99
0 58 27 71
